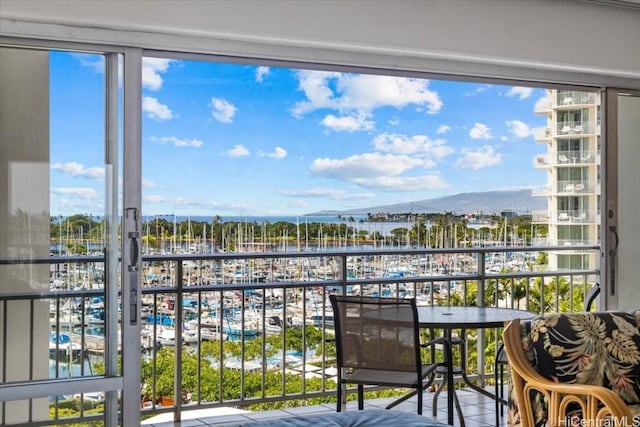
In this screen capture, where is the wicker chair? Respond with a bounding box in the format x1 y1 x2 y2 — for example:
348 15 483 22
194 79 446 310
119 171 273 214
494 282 601 426
329 295 454 423
503 313 639 427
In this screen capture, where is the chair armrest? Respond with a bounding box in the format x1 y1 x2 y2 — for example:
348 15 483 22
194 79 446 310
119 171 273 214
503 319 634 427
420 336 453 358
420 337 454 377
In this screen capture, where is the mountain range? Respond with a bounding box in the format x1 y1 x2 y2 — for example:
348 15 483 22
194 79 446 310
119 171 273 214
308 189 545 216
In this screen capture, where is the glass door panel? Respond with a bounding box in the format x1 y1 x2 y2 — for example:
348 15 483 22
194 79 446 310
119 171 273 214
0 46 122 425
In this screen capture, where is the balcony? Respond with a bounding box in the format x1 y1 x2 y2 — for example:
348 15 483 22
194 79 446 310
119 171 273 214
555 210 593 223
555 121 592 136
533 155 549 168
531 210 550 223
555 150 598 166
140 389 501 426
548 238 598 247
1 246 600 425
556 179 592 194
531 185 550 197
555 91 596 107
534 127 551 142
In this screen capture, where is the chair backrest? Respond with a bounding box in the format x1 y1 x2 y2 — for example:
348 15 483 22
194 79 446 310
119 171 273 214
504 314 637 427
583 282 600 311
329 295 420 373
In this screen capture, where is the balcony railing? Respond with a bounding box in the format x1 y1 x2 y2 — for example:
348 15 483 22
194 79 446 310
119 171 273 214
1 246 600 425
556 121 592 136
556 91 596 107
555 150 597 165
534 127 551 141
555 210 593 223
556 179 593 194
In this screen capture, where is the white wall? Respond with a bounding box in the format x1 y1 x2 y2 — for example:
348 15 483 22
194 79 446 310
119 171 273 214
1 0 639 88
614 94 640 311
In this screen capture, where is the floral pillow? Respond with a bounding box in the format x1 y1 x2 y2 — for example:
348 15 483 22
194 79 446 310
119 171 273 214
526 311 640 404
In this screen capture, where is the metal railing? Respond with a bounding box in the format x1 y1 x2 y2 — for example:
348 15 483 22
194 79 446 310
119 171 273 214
1 245 600 424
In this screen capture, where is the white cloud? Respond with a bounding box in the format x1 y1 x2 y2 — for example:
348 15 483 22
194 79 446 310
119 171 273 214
150 136 203 148
505 120 532 138
291 71 443 119
142 58 174 91
256 66 269 82
291 70 340 117
211 97 236 123
437 125 451 134
227 144 250 157
454 145 503 170
309 152 447 191
469 123 492 140
74 55 174 91
280 188 376 201
506 86 533 100
534 95 551 112
142 96 173 121
321 114 375 132
464 84 492 96
388 116 400 125
372 133 454 161
354 174 448 191
142 179 158 188
52 162 105 180
72 53 104 73
311 152 424 180
52 187 98 199
267 146 287 159
144 194 165 203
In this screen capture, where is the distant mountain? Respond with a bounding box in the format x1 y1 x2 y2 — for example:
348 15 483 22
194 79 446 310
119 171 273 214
308 189 545 216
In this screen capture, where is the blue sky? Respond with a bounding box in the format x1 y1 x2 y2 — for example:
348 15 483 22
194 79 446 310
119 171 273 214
49 52 549 217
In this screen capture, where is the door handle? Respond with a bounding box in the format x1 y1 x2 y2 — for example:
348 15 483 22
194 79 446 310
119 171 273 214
128 231 140 270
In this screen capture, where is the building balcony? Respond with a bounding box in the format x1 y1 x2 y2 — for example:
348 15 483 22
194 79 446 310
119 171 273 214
555 210 594 223
534 127 552 142
533 155 549 169
555 121 592 136
555 150 598 166
556 179 594 194
555 91 596 107
1 246 601 425
141 389 502 426
548 238 598 247
531 210 550 223
531 185 550 197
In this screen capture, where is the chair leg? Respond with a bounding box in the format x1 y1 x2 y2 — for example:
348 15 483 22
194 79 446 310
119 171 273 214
495 361 499 427
417 386 423 415
336 380 342 412
432 375 464 425
357 385 364 410
495 362 506 427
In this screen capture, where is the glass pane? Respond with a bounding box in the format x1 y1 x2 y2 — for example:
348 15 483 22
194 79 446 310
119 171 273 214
0 47 117 424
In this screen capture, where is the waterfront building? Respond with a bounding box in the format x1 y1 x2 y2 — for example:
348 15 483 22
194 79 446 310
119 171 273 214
533 90 600 270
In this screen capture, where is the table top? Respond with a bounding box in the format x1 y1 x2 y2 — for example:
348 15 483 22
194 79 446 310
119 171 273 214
416 306 536 329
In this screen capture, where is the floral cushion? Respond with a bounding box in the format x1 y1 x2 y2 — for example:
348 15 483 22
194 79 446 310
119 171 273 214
507 311 640 427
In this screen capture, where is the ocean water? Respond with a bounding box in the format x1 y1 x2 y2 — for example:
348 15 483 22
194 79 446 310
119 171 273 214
151 215 366 224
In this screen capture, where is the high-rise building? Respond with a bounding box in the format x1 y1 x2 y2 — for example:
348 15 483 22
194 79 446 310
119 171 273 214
533 90 600 270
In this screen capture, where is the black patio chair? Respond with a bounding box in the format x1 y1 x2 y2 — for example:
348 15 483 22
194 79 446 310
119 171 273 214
329 295 453 423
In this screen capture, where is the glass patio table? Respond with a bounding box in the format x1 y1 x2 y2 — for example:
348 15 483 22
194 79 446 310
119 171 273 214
415 305 536 426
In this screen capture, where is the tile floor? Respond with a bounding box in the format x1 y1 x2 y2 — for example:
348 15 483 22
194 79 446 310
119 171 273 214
141 385 506 427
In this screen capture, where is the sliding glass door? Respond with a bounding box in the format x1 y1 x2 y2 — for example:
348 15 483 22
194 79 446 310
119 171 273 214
0 44 139 426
